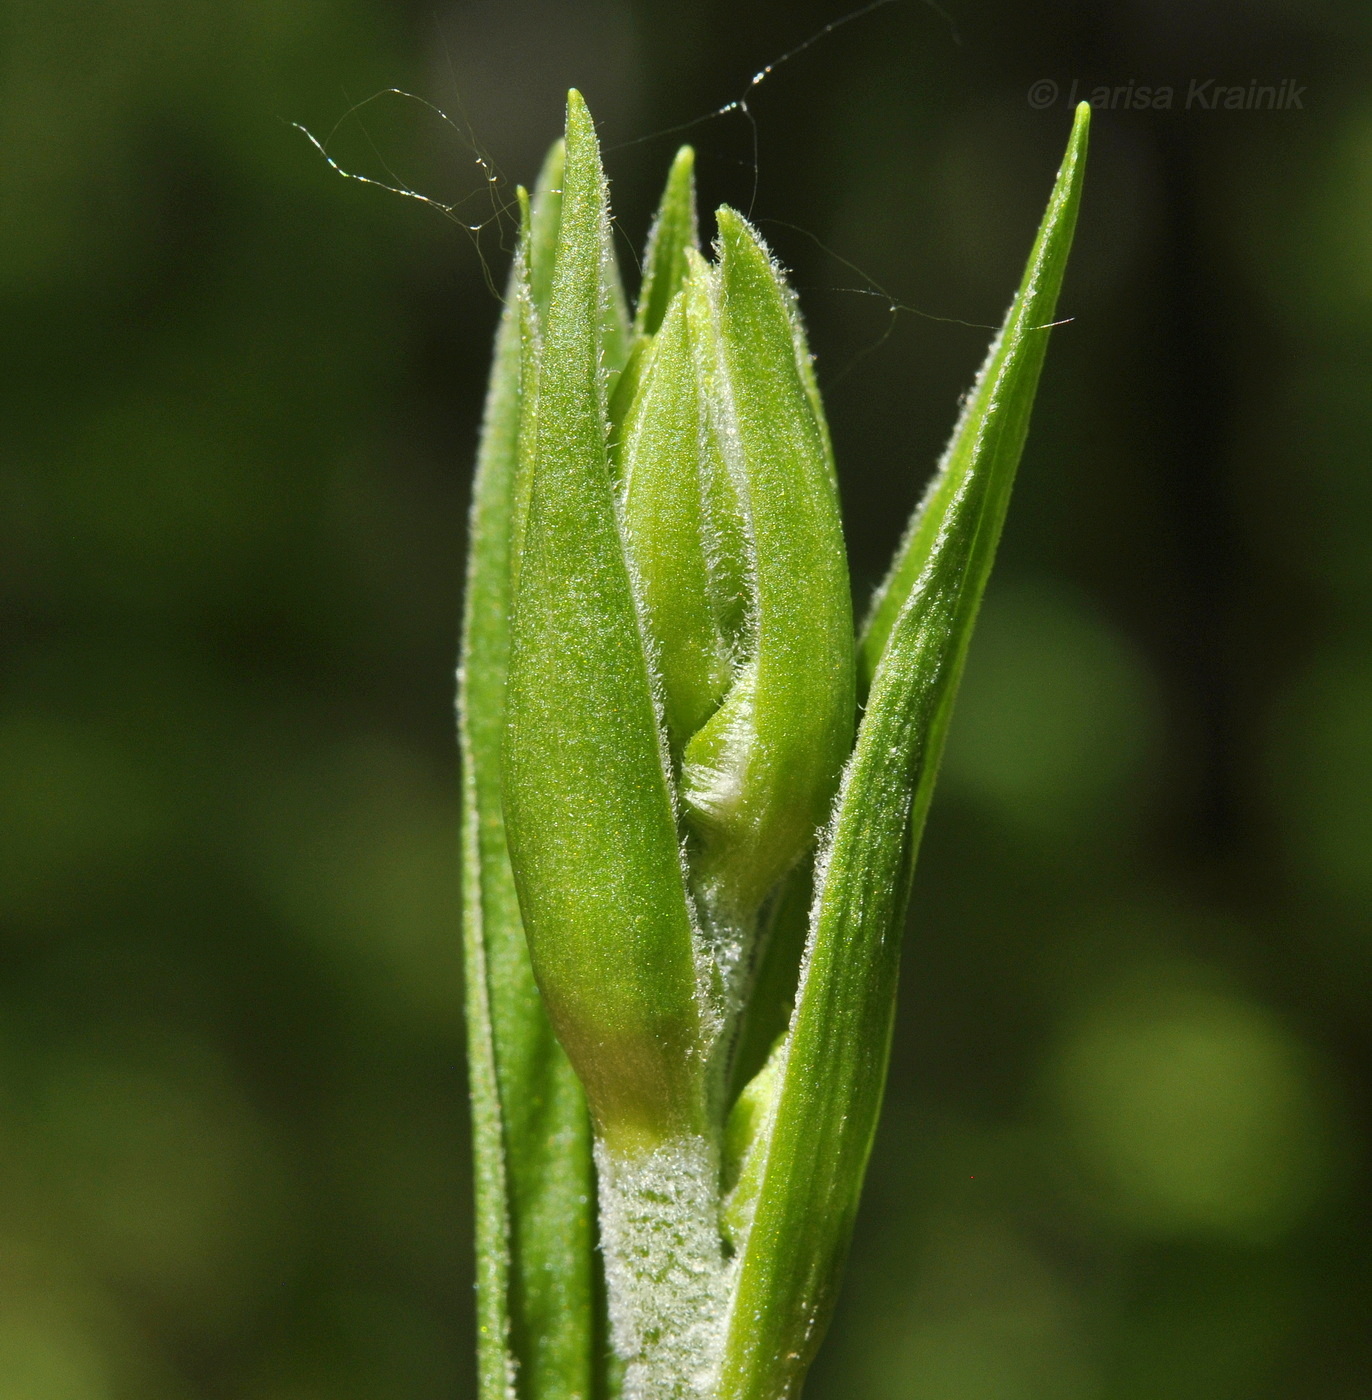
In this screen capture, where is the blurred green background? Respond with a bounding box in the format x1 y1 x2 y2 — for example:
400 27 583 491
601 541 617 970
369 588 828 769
2 0 1370 1395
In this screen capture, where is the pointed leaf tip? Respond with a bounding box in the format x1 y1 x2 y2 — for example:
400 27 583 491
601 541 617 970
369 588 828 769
858 100 1089 691
634 144 699 338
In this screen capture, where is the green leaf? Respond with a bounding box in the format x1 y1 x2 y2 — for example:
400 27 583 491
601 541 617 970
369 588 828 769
634 145 698 339
718 102 1090 1400
619 290 733 752
681 210 855 926
681 248 751 650
460 141 595 1400
608 146 698 465
503 91 704 1156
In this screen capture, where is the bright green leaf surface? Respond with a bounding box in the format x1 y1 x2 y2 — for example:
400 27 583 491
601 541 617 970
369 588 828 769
619 293 733 751
635 145 699 340
503 92 704 1156
719 103 1090 1400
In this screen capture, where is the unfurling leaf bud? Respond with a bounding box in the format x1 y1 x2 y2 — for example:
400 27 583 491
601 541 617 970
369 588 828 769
619 287 734 751
678 210 855 925
503 92 705 1155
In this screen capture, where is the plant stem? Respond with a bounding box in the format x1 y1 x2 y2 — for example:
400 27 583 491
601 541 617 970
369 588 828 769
596 1134 732 1400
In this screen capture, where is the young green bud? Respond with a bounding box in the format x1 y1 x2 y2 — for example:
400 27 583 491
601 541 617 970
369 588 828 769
525 140 563 316
680 211 856 924
503 92 705 1155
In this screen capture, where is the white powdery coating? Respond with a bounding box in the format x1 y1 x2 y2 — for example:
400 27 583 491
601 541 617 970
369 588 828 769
597 1135 733 1400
